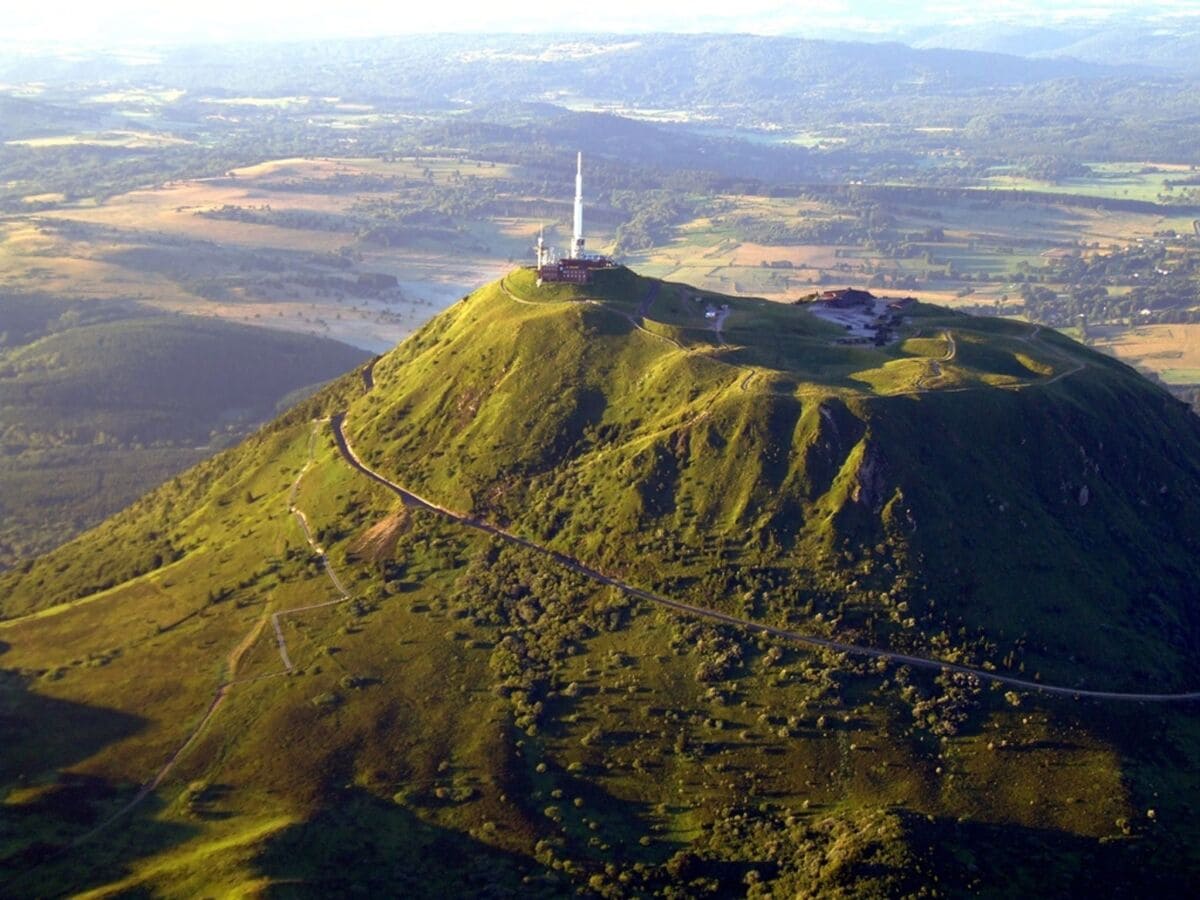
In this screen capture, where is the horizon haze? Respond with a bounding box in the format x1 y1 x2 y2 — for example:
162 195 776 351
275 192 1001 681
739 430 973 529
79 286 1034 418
4 0 1199 48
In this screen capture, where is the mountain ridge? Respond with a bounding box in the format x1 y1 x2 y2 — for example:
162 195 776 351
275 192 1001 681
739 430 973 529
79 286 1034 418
2 267 1199 895
0 32 1134 100
6 267 1200 684
334 268 1200 688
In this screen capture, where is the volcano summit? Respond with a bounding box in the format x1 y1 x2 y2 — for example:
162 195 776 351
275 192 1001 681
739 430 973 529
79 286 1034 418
2 267 1198 896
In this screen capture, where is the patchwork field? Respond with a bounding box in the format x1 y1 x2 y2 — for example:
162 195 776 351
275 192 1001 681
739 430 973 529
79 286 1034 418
0 156 614 352
622 189 1199 390
1 151 1194 385
1090 324 1200 385
628 192 1188 304
978 161 1200 204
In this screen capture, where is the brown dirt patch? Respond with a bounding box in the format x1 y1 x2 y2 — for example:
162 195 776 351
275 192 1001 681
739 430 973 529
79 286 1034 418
348 507 410 563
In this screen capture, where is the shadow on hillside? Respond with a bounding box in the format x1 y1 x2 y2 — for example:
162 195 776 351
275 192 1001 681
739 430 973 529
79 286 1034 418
691 805 1196 896
917 811 1198 897
0 660 197 898
582 303 637 337
0 669 145 787
250 787 558 897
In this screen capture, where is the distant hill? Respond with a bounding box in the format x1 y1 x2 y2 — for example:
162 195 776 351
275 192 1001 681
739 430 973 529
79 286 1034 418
0 296 368 565
1 268 1197 895
160 33 1120 103
2 33 1127 112
911 20 1200 75
0 95 108 141
4 32 1196 168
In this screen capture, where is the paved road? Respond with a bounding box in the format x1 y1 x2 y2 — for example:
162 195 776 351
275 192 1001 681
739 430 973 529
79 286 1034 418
330 414 1200 704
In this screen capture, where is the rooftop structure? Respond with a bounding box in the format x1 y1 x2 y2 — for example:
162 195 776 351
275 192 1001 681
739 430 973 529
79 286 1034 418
818 288 876 309
802 287 916 346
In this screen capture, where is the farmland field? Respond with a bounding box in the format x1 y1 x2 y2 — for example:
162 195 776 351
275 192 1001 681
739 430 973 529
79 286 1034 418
1090 324 1200 384
1 145 1194 385
625 190 1189 303
0 156 615 352
620 188 1200 393
976 161 1200 204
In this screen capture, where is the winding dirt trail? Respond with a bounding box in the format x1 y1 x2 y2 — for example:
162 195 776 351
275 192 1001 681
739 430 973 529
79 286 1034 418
914 330 956 391
65 420 355 847
273 420 355 670
15 318 1184 880
620 282 688 351
499 277 559 307
331 405 1200 704
70 617 280 847
1014 325 1088 388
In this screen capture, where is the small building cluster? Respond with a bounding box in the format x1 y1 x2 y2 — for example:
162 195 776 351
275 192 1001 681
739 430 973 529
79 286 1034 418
817 288 876 309
532 152 614 285
801 288 915 346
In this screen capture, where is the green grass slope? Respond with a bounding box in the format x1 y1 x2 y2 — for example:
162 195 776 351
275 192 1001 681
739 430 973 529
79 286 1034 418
0 296 369 565
347 267 1200 692
0 268 1198 896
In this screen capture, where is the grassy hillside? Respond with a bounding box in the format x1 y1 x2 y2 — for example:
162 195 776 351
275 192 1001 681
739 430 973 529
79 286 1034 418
0 268 1198 896
346 268 1200 691
0 295 368 564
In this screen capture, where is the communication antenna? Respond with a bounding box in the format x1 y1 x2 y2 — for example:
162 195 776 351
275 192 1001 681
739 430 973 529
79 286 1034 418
572 151 585 259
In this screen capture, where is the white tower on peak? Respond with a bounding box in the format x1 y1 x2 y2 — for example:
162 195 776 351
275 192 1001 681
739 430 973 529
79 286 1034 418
535 225 547 267
572 151 585 259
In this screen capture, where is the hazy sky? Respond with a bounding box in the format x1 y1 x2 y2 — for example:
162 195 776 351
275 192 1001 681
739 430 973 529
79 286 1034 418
6 0 1199 46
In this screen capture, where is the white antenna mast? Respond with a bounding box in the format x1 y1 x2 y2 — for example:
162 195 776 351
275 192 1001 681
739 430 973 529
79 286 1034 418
572 151 585 259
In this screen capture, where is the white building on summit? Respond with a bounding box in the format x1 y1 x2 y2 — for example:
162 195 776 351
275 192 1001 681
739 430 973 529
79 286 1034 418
534 151 614 285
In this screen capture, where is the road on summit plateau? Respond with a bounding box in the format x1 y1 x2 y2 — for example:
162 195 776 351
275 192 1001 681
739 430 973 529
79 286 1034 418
330 398 1200 705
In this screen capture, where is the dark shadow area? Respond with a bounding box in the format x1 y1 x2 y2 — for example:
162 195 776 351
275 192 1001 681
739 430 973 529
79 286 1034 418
695 805 1199 897
252 787 559 898
0 659 197 898
580 303 636 337
918 811 1200 897
512 744 673 868
1 790 197 899
0 665 146 792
